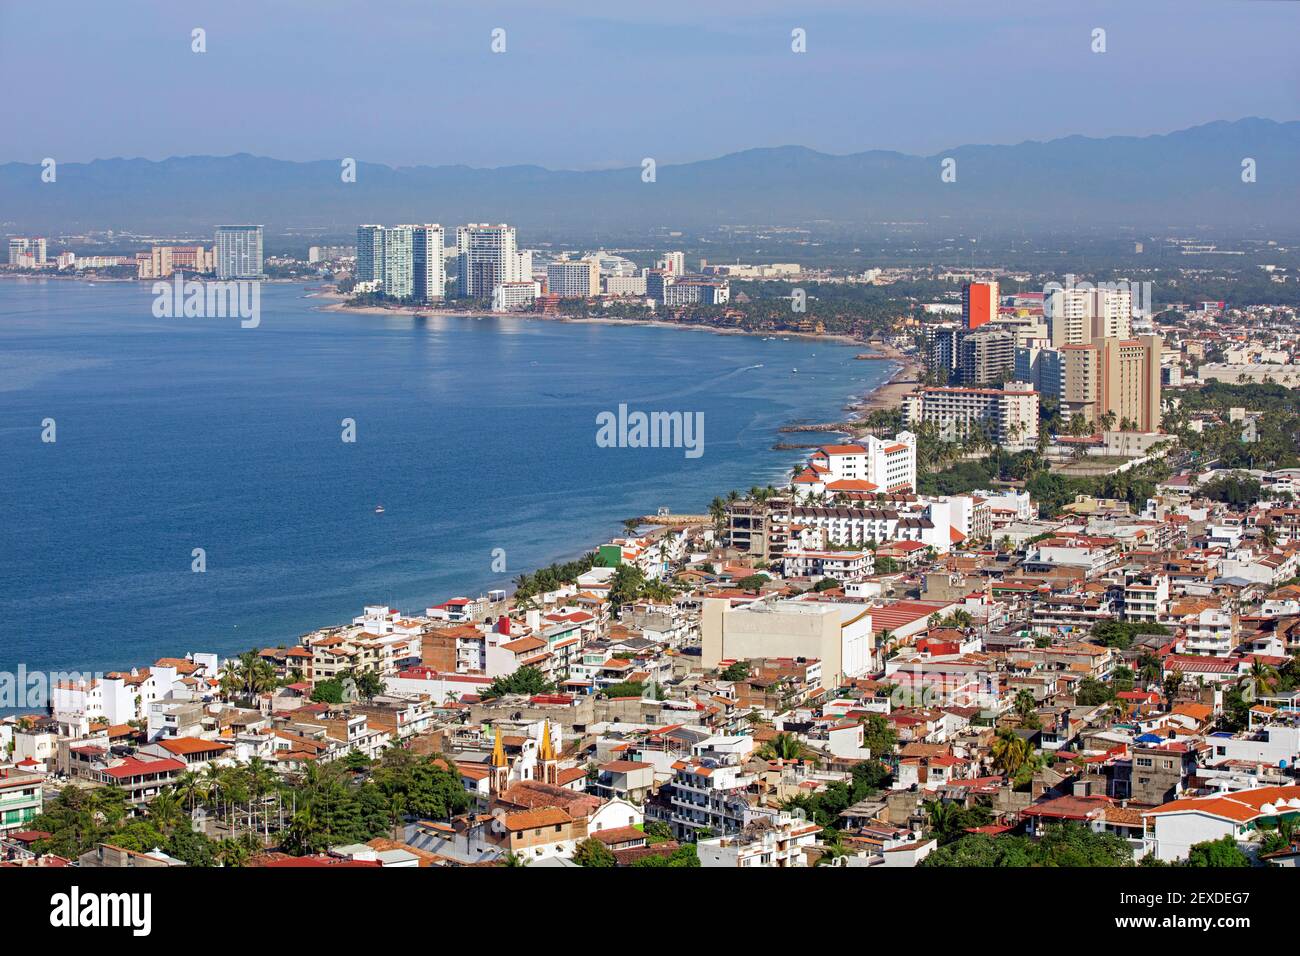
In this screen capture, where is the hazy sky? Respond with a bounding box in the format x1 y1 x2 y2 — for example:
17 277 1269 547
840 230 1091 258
2 0 1297 169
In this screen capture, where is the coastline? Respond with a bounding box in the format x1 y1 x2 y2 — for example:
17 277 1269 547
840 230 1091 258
312 290 863 346
311 287 917 411
851 343 922 420
3 281 913 682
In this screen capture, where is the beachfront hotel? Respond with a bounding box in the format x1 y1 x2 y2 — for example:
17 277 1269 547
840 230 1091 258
546 258 600 298
791 432 919 497
456 223 526 299
902 382 1040 449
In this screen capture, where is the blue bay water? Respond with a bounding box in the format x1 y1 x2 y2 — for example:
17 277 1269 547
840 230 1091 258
0 279 892 675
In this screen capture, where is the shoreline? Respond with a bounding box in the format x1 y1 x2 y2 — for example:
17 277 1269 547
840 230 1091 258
2 280 915 683
315 286 920 432
851 343 922 420
312 290 863 346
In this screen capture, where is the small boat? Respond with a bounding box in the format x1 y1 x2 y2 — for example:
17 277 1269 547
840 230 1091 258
791 368 798 374
374 504 385 514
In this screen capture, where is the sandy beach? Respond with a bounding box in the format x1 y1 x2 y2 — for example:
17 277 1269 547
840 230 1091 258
854 342 922 418
313 290 862 345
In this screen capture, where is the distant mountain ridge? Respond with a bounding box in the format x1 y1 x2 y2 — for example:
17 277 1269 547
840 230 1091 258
1 118 1296 236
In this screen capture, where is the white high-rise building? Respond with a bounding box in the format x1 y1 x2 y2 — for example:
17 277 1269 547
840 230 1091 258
412 224 445 302
659 251 686 275
456 223 518 298
903 383 1039 449
8 237 47 267
355 224 417 299
801 432 918 495
515 249 533 283
356 225 384 286
214 225 264 279
382 225 414 300
1045 280 1132 347
546 258 599 298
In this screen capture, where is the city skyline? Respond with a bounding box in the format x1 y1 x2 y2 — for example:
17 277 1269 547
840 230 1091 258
5 0 1300 899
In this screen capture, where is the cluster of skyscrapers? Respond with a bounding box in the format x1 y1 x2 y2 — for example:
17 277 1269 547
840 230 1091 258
356 223 533 303
922 278 1163 435
352 224 728 310
7 237 48 268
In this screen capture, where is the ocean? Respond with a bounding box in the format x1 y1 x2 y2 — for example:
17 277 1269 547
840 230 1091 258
0 279 893 676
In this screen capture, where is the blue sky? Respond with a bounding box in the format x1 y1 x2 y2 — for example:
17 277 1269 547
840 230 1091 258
2 0 1296 169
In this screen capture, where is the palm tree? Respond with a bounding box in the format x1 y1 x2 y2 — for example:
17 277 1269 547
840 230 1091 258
217 832 261 867
1013 689 1037 724
1244 659 1280 695
1137 651 1162 687
201 763 224 811
990 728 1032 778
147 787 184 835
1259 524 1279 549
174 769 203 812
815 829 850 866
218 665 243 701
286 805 322 856
224 651 277 705
758 732 809 763
708 496 727 531
389 792 408 841
501 851 531 867
924 799 959 840
1162 669 1184 709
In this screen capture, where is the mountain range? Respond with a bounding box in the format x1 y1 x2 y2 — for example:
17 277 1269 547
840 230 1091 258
1 118 1296 237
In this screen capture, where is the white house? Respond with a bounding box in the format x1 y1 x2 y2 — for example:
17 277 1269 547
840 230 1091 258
1142 784 1300 862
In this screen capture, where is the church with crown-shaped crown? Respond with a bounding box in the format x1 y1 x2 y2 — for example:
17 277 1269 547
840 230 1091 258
488 719 561 795
486 719 602 818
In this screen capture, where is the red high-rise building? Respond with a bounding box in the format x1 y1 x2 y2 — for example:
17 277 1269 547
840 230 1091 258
962 281 999 330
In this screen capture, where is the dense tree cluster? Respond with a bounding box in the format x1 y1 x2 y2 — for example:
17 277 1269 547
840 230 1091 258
922 822 1134 867
512 554 597 605
29 750 470 865
481 665 554 699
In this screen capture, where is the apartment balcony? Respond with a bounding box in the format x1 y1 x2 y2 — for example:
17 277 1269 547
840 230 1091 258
1184 636 1234 656
0 791 40 810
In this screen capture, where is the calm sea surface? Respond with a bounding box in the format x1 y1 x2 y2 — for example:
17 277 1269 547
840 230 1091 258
0 279 892 675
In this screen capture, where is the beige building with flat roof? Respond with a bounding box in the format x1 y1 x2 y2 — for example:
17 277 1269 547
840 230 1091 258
1060 335 1162 432
701 598 873 689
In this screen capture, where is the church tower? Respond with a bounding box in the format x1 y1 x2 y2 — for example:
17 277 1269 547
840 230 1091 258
538 719 559 787
490 725 509 796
